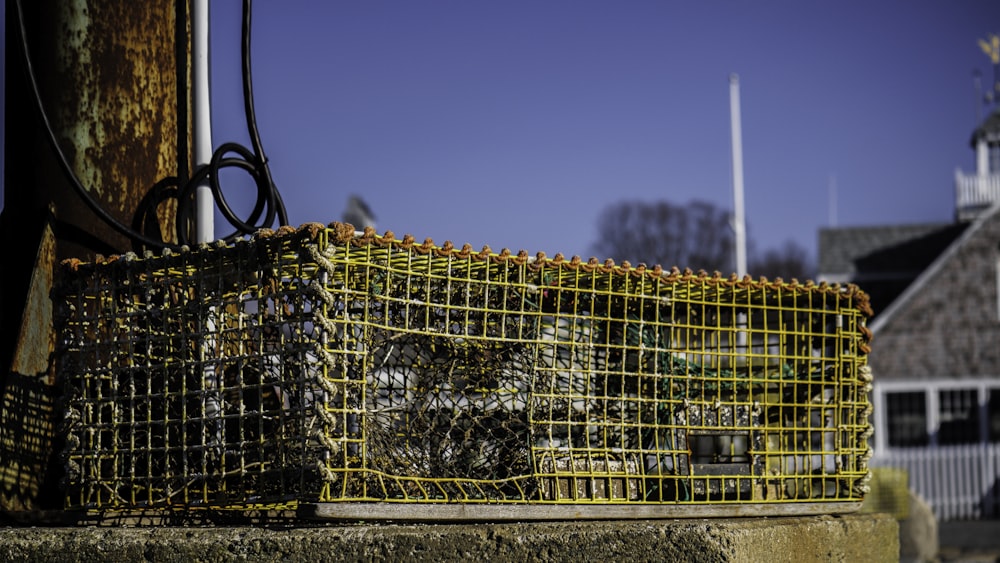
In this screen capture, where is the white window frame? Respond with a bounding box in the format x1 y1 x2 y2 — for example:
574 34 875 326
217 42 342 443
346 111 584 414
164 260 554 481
872 379 1000 455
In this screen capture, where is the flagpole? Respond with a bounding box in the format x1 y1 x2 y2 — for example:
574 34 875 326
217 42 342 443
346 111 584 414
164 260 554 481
730 74 747 277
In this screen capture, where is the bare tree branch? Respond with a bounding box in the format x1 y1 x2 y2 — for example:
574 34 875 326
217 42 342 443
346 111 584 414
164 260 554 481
749 239 814 280
590 199 813 279
590 199 734 272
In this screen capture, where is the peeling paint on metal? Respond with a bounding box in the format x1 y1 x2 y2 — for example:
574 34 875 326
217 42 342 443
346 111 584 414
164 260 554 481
49 0 184 244
10 217 56 381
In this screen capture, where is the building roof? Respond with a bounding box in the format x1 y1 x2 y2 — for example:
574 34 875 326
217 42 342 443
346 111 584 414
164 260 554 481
868 201 1000 380
971 107 1000 146
817 222 967 317
818 223 958 277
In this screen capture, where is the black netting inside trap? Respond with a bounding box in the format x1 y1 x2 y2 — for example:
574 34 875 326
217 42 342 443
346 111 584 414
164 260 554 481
58 240 338 508
351 257 540 499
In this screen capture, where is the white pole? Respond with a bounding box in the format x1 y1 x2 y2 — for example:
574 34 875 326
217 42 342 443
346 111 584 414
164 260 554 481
729 74 747 277
828 174 838 227
193 0 214 244
729 74 749 364
193 2 221 450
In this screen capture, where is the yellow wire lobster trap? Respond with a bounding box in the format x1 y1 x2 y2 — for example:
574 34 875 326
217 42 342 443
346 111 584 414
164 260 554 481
57 223 873 518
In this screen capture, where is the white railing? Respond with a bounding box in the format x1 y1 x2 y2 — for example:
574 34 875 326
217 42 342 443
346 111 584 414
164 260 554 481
872 443 1000 521
954 170 1000 216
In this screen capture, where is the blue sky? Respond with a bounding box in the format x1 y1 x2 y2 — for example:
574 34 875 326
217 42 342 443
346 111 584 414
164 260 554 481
207 1 1000 266
7 2 1000 270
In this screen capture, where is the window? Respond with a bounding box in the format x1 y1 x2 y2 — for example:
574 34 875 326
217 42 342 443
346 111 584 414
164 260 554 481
938 388 980 445
989 389 1000 443
878 382 1000 449
885 391 928 447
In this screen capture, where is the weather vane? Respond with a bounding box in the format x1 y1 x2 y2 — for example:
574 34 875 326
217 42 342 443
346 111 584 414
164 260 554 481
979 34 1000 64
979 34 1000 106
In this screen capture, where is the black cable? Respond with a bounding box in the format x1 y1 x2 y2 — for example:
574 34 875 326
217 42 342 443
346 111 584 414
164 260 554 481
176 0 288 245
14 0 289 252
238 0 286 231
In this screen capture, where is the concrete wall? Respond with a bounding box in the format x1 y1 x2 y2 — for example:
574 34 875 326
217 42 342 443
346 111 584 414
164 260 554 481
0 513 897 562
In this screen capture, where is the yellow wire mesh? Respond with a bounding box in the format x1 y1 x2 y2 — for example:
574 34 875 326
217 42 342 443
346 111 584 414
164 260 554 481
57 223 873 510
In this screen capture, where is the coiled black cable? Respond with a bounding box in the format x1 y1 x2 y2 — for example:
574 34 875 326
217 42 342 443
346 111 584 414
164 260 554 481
14 0 288 251
175 0 288 245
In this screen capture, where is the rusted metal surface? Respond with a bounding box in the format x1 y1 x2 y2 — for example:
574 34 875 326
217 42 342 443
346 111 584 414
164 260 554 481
10 210 57 381
2 0 191 355
0 0 192 510
0 211 60 511
4 0 190 261
50 0 184 249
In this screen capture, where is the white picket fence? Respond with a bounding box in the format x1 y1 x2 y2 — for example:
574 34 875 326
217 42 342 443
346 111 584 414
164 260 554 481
872 443 1000 521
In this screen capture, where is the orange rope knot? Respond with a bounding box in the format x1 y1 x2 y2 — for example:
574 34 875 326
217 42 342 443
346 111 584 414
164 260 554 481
417 238 435 254
297 222 324 242
434 241 454 257
62 258 84 272
327 221 355 243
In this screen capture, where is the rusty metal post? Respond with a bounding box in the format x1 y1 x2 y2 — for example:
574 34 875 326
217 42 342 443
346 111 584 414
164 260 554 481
0 0 192 510
3 0 191 258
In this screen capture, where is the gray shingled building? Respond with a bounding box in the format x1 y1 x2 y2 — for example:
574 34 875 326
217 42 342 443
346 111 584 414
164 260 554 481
818 108 1000 520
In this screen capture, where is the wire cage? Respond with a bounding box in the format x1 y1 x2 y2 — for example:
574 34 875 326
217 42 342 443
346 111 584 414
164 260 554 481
57 223 873 516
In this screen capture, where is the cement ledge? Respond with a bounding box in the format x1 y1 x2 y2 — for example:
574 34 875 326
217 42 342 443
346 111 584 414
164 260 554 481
0 513 898 562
